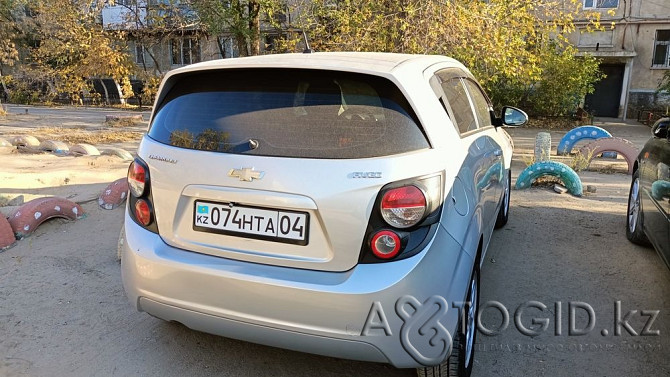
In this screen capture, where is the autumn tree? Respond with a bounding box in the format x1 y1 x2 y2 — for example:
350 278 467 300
17 0 135 103
299 0 607 116
191 0 288 56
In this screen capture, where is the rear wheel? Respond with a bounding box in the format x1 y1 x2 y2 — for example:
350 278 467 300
416 265 479 377
626 170 650 245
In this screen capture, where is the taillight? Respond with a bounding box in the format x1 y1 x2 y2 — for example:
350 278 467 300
381 185 426 228
128 161 146 198
371 230 401 259
127 158 158 233
359 174 443 264
134 199 152 226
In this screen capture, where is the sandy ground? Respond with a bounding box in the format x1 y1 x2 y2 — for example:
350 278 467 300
0 108 669 376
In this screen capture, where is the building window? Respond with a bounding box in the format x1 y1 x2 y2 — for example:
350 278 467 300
171 38 201 65
583 0 618 9
653 30 670 67
135 44 145 65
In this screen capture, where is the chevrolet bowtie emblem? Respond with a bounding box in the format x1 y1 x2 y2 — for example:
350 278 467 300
228 168 265 182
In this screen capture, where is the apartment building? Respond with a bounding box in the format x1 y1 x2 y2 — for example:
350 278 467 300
566 0 670 119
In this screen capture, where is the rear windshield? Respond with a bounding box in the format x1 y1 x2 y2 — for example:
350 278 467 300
148 68 429 159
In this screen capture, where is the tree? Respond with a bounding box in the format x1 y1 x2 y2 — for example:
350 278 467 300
191 0 287 57
19 0 135 103
299 0 607 116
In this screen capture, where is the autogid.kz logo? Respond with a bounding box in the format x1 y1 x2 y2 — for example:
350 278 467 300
360 296 661 365
362 295 454 366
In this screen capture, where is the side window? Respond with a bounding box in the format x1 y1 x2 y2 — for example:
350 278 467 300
441 78 477 134
464 79 493 129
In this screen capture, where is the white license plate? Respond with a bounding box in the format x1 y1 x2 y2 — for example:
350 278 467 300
193 201 309 245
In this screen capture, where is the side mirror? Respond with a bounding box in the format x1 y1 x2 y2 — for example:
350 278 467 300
496 106 528 127
652 119 669 139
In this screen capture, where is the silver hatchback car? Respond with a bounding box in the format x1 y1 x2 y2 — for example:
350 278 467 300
121 52 526 376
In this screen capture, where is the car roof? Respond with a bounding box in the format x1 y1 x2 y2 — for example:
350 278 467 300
168 52 462 77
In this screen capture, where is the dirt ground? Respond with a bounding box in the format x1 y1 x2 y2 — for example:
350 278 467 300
0 107 669 376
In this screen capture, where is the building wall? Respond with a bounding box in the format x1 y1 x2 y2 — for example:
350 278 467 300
564 0 670 118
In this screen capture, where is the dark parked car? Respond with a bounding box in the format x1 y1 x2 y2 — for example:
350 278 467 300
627 117 670 270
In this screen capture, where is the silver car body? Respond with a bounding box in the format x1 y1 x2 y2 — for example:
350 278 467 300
121 52 514 368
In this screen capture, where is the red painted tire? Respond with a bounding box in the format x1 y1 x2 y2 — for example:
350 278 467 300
578 137 639 175
8 197 85 239
99 178 129 210
0 216 16 250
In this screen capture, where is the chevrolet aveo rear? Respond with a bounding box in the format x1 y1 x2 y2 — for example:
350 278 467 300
121 53 523 376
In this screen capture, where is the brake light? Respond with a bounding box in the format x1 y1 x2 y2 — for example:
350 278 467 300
127 158 158 233
359 174 443 263
381 185 426 228
128 161 146 198
371 230 401 259
134 199 152 226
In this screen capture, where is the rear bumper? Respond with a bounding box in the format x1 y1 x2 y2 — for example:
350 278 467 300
121 213 474 368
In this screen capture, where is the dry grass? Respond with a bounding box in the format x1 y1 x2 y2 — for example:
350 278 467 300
104 117 142 128
569 149 595 172
24 126 143 144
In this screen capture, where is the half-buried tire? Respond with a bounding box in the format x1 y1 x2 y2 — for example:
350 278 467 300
515 161 583 196
557 126 617 158
577 137 639 175
8 197 85 239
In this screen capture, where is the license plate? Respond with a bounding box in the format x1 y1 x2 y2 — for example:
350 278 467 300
193 200 309 245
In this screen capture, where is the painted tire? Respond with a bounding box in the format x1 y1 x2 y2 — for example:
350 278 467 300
100 147 133 161
9 135 40 148
98 178 129 210
557 126 617 158
0 216 16 250
0 137 14 155
8 197 85 239
515 161 583 196
70 143 100 156
534 132 551 162
38 140 70 155
651 180 670 201
577 137 639 175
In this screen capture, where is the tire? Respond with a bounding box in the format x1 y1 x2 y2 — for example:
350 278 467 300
578 137 639 175
417 265 479 377
38 140 69 155
626 170 651 246
534 132 551 162
100 147 134 161
557 126 617 158
9 135 40 148
495 170 511 229
515 161 583 196
69 143 101 156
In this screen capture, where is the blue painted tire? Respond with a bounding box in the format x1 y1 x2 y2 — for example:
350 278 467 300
557 126 617 158
515 161 583 197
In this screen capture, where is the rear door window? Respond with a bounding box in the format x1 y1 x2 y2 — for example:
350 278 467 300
148 69 429 159
440 78 477 134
